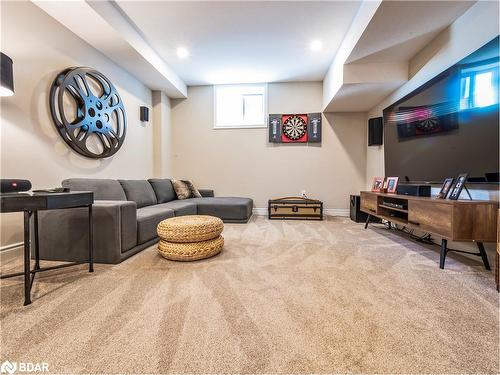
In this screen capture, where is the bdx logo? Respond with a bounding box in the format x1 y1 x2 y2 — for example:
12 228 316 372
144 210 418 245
1 361 49 374
0 361 16 375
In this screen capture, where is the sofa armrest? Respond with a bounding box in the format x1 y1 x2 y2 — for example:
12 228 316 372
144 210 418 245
95 200 137 252
199 189 214 198
37 200 137 264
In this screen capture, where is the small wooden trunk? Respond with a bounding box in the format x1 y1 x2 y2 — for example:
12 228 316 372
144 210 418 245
268 197 323 220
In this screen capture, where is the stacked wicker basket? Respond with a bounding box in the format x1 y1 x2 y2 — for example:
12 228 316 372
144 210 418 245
157 215 224 261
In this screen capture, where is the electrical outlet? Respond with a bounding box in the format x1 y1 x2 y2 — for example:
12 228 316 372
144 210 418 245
301 190 307 198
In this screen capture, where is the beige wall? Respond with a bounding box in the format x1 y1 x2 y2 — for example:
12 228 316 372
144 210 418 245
171 82 367 210
152 91 173 178
0 2 156 248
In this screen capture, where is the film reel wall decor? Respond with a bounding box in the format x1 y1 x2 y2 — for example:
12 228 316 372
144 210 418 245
49 67 126 159
268 113 322 144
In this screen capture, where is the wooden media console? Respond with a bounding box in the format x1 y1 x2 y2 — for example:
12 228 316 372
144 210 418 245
360 191 498 270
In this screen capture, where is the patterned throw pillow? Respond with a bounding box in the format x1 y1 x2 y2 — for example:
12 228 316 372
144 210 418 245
171 179 202 200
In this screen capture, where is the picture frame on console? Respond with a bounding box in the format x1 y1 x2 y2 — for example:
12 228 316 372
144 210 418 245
448 174 468 200
437 178 454 199
371 177 384 192
385 177 399 193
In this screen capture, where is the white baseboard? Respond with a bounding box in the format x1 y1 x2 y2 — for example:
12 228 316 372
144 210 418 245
323 208 349 217
252 208 349 217
252 208 268 216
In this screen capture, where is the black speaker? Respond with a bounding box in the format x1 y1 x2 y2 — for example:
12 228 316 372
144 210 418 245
396 184 431 197
368 117 383 146
350 195 367 223
140 106 149 122
350 195 381 223
1 179 32 194
485 172 500 183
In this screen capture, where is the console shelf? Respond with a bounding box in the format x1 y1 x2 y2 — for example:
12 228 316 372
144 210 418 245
378 204 408 214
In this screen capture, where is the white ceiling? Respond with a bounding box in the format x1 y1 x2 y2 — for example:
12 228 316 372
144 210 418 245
36 0 187 97
326 82 405 111
324 0 476 111
346 0 475 64
116 1 362 85
35 0 479 107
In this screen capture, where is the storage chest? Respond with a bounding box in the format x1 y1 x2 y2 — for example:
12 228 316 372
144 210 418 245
268 197 323 220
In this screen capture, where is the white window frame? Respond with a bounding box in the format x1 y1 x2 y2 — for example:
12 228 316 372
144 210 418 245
213 83 268 129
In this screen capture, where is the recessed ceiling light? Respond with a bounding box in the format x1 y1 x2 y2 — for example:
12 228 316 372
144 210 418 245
176 47 189 59
310 40 322 52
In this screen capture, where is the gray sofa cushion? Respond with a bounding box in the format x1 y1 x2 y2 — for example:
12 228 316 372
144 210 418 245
136 206 175 244
186 197 253 222
198 189 214 198
156 201 197 217
62 178 126 201
148 178 176 203
119 180 157 208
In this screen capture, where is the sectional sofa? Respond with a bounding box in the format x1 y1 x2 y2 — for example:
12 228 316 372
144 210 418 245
36 178 253 264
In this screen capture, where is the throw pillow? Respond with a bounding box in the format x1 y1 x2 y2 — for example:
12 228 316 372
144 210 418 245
171 179 202 200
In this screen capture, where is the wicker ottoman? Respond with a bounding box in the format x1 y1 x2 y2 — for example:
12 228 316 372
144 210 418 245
157 215 224 261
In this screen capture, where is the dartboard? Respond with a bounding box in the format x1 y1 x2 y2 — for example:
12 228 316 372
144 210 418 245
416 117 439 132
283 115 307 140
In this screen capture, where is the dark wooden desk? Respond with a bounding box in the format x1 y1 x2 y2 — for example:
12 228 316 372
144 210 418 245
0 191 94 305
360 191 498 270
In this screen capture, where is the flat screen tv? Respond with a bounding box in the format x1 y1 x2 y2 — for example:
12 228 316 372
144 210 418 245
383 36 499 184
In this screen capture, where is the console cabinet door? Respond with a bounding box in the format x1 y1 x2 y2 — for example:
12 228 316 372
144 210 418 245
360 192 377 214
452 203 498 241
408 200 452 238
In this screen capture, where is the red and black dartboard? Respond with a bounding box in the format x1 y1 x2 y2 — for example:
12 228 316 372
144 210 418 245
281 114 308 142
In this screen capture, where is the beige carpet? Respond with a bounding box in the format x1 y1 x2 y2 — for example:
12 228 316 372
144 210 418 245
1 216 498 374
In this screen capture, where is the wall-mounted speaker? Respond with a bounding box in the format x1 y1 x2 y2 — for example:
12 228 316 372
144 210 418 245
368 117 383 146
140 106 149 122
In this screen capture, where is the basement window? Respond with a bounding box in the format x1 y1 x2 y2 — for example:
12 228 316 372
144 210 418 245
214 84 267 128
